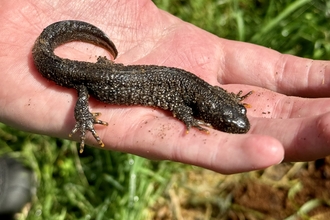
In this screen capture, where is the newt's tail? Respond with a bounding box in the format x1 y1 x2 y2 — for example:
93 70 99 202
32 20 118 60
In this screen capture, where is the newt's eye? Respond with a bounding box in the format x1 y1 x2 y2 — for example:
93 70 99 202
240 106 246 114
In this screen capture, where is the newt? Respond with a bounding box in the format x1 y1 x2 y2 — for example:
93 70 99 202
32 20 252 153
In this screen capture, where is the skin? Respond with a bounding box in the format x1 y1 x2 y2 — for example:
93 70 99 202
1 0 330 174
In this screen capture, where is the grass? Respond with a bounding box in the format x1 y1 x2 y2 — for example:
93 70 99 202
1 0 330 219
1 122 180 220
155 0 330 59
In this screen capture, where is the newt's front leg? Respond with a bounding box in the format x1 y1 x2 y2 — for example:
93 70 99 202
69 85 108 153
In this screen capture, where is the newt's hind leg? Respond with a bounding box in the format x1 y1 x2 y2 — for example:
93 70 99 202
69 85 108 153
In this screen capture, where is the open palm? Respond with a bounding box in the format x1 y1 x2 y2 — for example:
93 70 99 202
1 0 330 173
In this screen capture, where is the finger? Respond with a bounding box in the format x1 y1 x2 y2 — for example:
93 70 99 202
81 107 284 174
221 39 330 97
243 86 330 119
169 133 284 174
250 112 330 161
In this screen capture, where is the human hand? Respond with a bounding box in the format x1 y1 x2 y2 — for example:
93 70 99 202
1 0 329 174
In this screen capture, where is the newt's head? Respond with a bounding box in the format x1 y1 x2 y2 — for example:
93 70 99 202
214 104 250 134
197 100 250 134
199 88 251 134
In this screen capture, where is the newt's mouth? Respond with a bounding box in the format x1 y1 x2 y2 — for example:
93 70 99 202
228 117 250 134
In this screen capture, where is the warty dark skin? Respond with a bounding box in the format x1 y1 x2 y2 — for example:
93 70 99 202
32 20 252 153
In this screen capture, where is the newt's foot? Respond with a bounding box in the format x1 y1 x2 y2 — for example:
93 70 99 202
186 119 212 134
73 85 108 153
173 105 212 134
69 112 108 153
233 90 253 102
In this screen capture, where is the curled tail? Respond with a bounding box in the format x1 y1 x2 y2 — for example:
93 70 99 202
32 20 118 87
33 20 117 57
